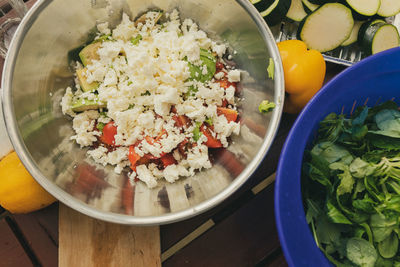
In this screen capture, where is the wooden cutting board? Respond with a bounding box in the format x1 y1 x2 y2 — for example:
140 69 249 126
59 204 161 267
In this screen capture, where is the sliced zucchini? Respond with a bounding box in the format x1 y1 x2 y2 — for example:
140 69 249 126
260 0 292 26
377 0 400 17
71 98 106 112
301 0 319 14
79 42 102 66
344 0 380 18
357 19 385 46
359 22 400 55
286 0 307 22
307 0 335 4
76 68 99 92
298 3 354 52
341 21 363 46
251 0 275 12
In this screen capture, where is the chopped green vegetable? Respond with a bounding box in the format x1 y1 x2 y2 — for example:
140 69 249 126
187 49 216 82
96 122 106 131
192 122 202 141
131 34 142 45
205 117 213 126
303 102 400 266
258 100 276 114
267 58 275 80
141 90 151 96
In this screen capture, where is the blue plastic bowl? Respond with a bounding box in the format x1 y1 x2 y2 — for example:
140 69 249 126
275 47 400 267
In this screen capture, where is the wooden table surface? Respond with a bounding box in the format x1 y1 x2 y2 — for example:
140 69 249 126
0 1 347 266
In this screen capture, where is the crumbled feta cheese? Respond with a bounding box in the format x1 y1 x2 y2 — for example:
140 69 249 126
70 110 101 147
136 165 158 188
60 87 75 117
228 69 241 82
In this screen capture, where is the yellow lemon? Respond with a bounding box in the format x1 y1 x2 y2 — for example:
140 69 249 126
0 152 56 213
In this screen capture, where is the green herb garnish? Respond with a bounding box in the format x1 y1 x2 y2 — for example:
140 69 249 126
258 100 275 114
131 34 142 45
96 122 106 131
187 49 216 83
192 122 202 142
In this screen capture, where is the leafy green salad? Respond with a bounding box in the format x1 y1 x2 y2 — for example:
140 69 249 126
303 101 400 266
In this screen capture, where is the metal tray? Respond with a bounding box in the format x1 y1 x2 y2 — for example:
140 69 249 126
271 15 400 66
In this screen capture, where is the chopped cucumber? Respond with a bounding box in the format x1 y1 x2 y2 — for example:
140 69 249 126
79 42 102 66
298 3 354 52
71 98 106 112
76 68 99 92
259 0 292 26
341 21 363 46
286 0 307 22
359 22 400 56
377 0 400 17
301 0 319 14
344 0 380 18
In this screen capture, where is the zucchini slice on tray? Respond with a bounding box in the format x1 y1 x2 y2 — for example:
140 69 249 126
301 0 319 14
256 0 292 26
286 0 307 22
377 0 400 17
341 21 363 47
359 22 400 56
297 3 354 52
343 0 380 19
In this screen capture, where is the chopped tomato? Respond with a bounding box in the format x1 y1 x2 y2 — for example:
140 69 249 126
201 124 222 148
100 121 118 146
216 62 225 72
128 145 141 170
161 153 177 168
217 107 238 122
171 106 177 113
221 99 228 107
219 79 236 90
142 129 167 159
173 115 190 128
178 139 189 156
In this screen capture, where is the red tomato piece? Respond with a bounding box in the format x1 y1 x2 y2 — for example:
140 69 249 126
221 99 228 108
100 121 118 146
173 115 190 128
201 124 222 148
128 145 141 169
219 79 236 90
217 107 238 122
216 62 225 72
161 153 177 168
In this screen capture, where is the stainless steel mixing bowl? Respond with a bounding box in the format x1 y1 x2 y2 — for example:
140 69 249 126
2 0 284 225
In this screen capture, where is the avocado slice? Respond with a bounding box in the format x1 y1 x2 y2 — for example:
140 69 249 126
79 42 102 66
76 68 99 92
71 98 106 112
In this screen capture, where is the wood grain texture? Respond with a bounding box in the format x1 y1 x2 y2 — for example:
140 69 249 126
13 203 58 267
0 219 33 267
163 185 280 267
59 204 161 267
